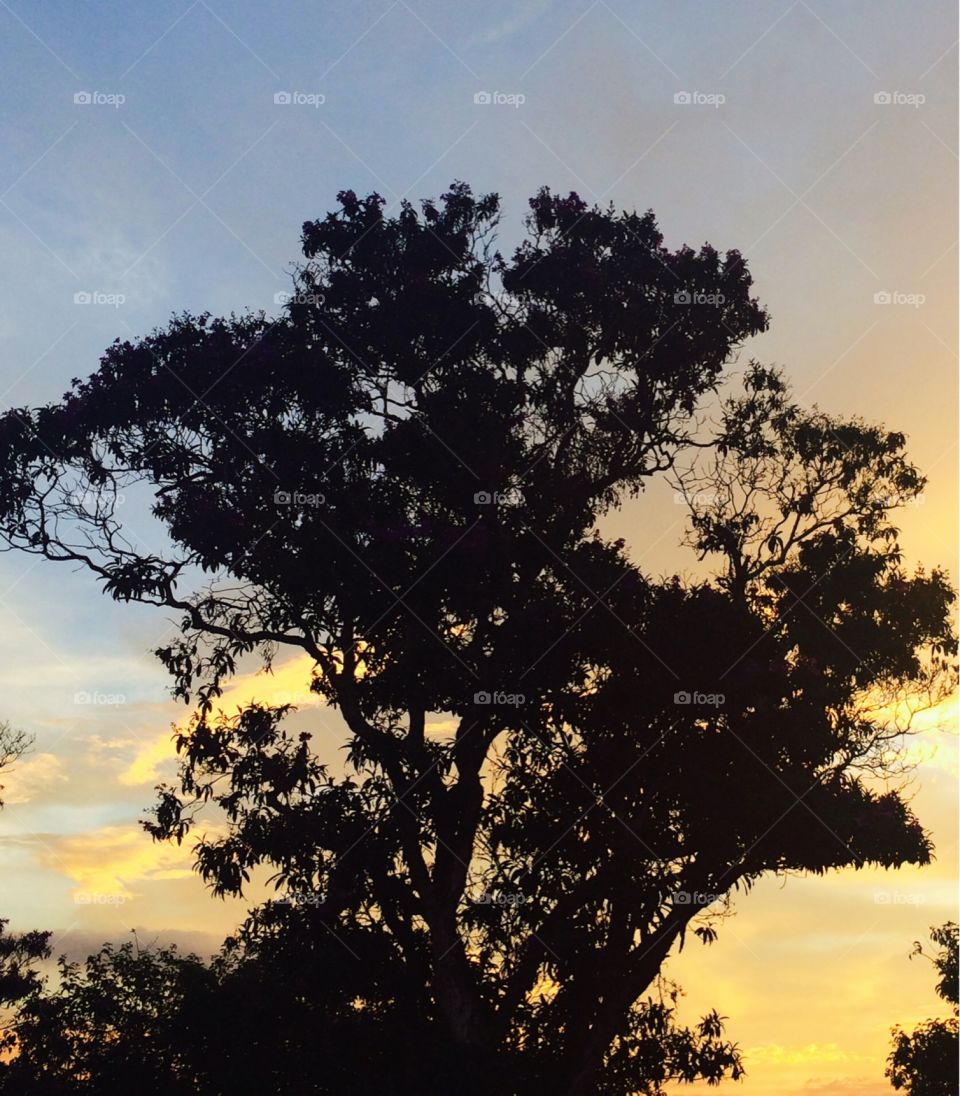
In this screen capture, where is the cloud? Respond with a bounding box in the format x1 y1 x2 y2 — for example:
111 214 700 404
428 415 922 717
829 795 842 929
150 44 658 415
747 1043 869 1066
799 1080 889 1095
118 731 179 787
465 0 552 47
39 823 198 899
117 652 324 786
218 652 325 711
85 734 139 753
0 752 68 804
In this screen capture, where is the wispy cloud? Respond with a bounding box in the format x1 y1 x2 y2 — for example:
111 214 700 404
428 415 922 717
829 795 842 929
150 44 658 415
464 0 552 48
1 751 68 804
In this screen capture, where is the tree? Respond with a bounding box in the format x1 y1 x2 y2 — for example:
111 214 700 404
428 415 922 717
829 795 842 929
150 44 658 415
0 720 31 810
887 923 959 1095
0 937 741 1094
0 723 50 1011
0 184 953 1093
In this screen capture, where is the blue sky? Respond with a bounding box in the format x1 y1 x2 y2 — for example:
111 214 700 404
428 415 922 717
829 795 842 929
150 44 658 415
0 3 956 1093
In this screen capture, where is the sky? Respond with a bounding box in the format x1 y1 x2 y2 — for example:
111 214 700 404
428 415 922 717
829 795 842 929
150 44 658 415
0 2 956 1092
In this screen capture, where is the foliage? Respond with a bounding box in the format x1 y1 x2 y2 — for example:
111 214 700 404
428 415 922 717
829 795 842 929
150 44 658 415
0 939 740 1095
887 922 959 1095
0 721 31 810
0 184 953 1093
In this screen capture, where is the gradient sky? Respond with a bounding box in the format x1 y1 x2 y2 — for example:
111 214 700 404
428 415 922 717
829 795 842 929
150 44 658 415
0 3 956 1093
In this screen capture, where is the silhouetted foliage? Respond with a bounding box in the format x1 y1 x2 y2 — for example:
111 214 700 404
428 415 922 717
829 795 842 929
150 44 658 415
0 726 50 1012
0 721 31 810
0 921 50 1012
887 922 959 1095
0 184 953 1093
0 938 741 1095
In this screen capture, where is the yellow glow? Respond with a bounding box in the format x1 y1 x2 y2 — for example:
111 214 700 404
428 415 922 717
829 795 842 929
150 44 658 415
40 824 199 900
119 652 324 786
0 751 67 804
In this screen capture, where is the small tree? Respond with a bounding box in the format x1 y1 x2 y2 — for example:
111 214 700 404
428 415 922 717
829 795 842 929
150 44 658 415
0 721 30 810
887 922 959 1095
0 725 50 1016
0 185 953 1093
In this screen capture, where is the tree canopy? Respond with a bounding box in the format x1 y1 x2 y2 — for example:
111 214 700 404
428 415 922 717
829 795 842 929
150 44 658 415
887 922 959 1095
0 721 31 811
0 184 953 1094
0 725 51 1012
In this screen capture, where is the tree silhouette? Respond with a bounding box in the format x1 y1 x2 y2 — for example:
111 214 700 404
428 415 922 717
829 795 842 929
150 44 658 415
0 184 953 1093
0 725 50 1012
887 922 959 1095
0 721 31 810
0 936 740 1094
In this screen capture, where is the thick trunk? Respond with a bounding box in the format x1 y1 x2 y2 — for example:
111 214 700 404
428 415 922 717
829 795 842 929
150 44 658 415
431 915 494 1048
429 733 493 1051
562 913 693 1095
339 692 496 1057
